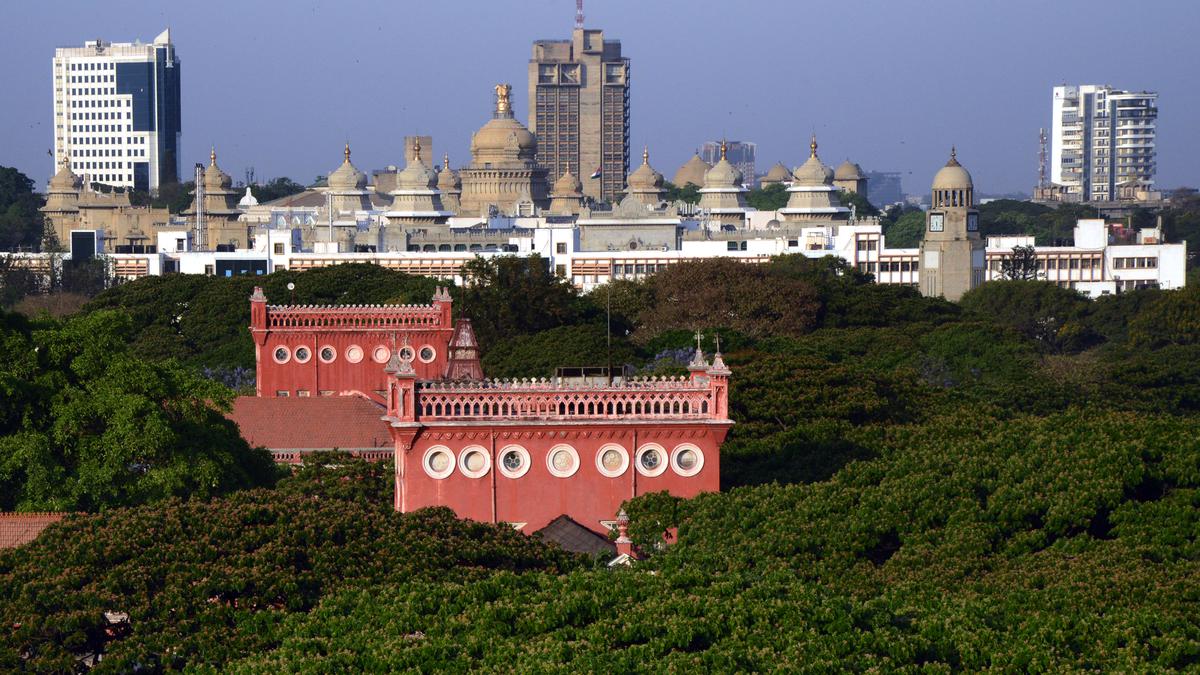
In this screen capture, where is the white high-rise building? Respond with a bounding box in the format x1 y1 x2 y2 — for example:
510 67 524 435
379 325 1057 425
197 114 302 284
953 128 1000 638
52 29 181 193
1050 85 1157 202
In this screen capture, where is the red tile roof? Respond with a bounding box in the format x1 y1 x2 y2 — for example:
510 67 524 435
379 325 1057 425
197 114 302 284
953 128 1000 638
0 512 66 549
228 396 392 452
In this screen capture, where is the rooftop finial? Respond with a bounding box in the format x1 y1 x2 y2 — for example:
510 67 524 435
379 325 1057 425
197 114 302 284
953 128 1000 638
947 146 961 167
412 137 422 161
210 146 216 166
642 146 649 165
443 153 450 170
720 140 727 161
344 142 351 162
494 83 512 116
810 134 818 158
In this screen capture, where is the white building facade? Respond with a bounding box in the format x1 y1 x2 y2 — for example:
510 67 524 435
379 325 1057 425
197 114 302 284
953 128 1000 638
1051 85 1157 202
52 29 181 193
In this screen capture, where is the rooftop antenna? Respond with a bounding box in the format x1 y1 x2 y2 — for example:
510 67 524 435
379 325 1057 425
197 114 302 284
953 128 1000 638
575 0 584 29
1037 127 1047 189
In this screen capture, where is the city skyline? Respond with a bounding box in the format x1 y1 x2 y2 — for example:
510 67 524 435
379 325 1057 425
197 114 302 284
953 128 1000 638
4 0 1198 197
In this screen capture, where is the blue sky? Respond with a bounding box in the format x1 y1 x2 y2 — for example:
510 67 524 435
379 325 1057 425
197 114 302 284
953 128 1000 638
4 0 1198 196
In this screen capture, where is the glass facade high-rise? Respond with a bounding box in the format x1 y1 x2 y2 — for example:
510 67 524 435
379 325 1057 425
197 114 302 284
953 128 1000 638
528 28 629 203
52 28 181 193
1051 85 1157 202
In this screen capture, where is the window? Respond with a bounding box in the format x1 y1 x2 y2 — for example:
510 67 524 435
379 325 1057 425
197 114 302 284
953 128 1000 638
319 346 336 363
273 242 284 254
555 264 566 277
345 345 364 364
372 346 391 364
418 346 436 363
423 446 455 479
293 347 311 363
546 444 580 478
671 444 705 477
498 445 531 479
635 443 668 477
556 242 567 254
272 346 291 364
727 241 739 251
275 390 289 397
595 444 629 478
458 446 491 478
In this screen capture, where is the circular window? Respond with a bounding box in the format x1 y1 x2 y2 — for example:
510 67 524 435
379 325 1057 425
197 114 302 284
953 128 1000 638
272 346 291 364
546 444 580 478
498 445 530 479
372 346 391 364
398 346 415 362
319 346 336 363
671 443 705 477
635 443 668 477
595 443 629 478
293 346 311 364
458 445 491 478
418 346 436 363
346 345 364 364
423 446 455 479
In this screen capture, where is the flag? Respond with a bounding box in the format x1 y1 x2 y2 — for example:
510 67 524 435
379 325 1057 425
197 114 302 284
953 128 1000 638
590 167 602 179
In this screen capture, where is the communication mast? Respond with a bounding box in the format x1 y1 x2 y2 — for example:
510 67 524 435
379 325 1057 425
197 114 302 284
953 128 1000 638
194 162 206 251
575 0 584 29
1037 127 1047 189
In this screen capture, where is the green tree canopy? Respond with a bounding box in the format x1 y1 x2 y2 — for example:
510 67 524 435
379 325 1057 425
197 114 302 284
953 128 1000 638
0 166 45 251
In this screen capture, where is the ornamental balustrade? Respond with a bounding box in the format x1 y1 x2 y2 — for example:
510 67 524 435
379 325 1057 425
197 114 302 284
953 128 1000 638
265 304 445 331
414 377 721 422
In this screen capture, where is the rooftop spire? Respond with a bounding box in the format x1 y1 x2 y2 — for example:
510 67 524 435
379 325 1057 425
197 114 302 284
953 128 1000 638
810 134 818 158
412 137 422 162
443 153 450 170
946 146 961 167
642 146 649 165
494 83 512 117
210 146 216 166
344 143 351 162
720 140 727 161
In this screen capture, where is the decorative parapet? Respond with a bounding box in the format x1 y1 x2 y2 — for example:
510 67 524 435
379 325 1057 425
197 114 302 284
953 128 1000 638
263 304 446 331
412 376 727 423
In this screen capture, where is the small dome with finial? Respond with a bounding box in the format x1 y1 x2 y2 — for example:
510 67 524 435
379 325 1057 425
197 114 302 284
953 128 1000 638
328 143 367 191
628 147 664 191
792 135 833 186
703 140 744 188
553 169 583 196
932 146 973 190
204 147 233 190
673 152 711 188
395 138 438 191
48 155 81 192
437 153 461 190
764 162 791 183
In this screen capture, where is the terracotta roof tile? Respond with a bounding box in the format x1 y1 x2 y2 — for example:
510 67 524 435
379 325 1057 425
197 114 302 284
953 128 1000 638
0 512 66 549
228 396 391 451
535 515 615 556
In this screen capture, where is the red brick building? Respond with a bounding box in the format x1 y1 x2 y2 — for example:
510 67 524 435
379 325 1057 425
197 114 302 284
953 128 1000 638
242 287 732 535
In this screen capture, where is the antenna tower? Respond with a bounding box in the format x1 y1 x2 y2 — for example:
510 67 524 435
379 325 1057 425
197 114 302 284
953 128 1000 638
575 0 584 29
1037 127 1047 189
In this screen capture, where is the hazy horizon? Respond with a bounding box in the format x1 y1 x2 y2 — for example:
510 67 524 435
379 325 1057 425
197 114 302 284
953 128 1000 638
4 0 1198 198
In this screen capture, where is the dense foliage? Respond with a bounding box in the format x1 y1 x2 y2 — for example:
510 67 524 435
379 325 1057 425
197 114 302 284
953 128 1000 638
0 167 46 252
0 460 582 671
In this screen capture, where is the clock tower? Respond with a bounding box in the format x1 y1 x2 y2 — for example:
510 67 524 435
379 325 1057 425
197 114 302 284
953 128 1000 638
918 148 984 301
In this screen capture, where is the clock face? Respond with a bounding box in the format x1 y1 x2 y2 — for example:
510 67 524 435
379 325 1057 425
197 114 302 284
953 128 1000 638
929 213 945 232
967 213 979 231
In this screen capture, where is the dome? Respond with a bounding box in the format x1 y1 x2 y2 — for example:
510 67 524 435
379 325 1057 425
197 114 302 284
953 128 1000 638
204 148 233 191
792 135 833 186
673 153 711 188
395 139 437 191
834 160 864 181
328 144 367 191
764 162 791 182
553 169 582 196
437 154 461 190
932 147 973 190
627 147 664 191
703 142 743 188
48 157 81 192
470 87 537 167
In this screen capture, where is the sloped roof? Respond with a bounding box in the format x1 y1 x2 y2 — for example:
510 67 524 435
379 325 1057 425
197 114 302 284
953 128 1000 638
535 515 616 556
0 512 66 549
228 396 391 450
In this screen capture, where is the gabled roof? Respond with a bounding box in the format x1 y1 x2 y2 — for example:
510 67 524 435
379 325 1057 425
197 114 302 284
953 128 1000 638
228 396 391 451
0 512 66 549
535 515 616 556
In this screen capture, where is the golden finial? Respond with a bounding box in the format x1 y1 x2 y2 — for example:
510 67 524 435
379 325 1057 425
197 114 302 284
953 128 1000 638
642 146 649 165
210 146 216 166
947 146 960 167
720 139 727 161
344 143 351 162
443 153 450 170
810 134 818 158
412 137 422 161
494 83 512 115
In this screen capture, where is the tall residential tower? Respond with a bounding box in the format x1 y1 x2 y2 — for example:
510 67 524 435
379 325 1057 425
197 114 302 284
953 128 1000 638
1050 85 1157 202
528 26 630 202
52 29 181 193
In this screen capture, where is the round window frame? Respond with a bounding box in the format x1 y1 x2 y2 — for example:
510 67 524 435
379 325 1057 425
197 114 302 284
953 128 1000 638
423 445 455 480
635 443 668 478
670 443 705 477
272 345 291 364
545 443 580 478
398 346 416 362
318 345 337 363
458 445 492 479
497 444 531 479
372 345 391 364
293 346 312 364
418 345 437 364
595 443 630 478
345 344 364 364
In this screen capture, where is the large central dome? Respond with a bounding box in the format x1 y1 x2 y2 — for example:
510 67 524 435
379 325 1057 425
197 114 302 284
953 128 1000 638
470 83 537 168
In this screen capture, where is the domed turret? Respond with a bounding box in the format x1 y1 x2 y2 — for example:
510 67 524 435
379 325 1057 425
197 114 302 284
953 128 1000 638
703 143 745 189
931 147 974 207
834 160 864 182
779 135 849 222
673 152 711 188
204 148 233 191
437 154 462 214
761 162 792 187
626 147 666 207
469 84 537 168
386 139 450 224
328 143 368 192
698 141 750 225
396 138 438 191
792 135 834 186
459 84 549 215
548 169 584 215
